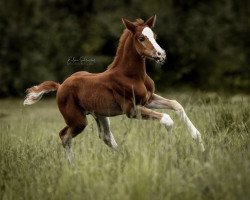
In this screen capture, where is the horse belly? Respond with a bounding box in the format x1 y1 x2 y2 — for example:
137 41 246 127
78 89 123 116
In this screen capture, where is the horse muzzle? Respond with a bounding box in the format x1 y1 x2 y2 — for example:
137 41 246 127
153 50 166 65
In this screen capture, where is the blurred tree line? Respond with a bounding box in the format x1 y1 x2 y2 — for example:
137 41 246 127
0 0 249 97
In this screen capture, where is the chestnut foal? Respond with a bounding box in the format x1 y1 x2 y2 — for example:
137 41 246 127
24 15 205 161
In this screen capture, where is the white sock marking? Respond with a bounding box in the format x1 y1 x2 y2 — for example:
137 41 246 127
160 114 174 127
176 109 205 151
109 131 118 148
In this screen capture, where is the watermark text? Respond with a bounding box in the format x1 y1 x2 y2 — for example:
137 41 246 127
67 56 96 66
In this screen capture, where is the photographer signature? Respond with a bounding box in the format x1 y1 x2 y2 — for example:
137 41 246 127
67 56 96 66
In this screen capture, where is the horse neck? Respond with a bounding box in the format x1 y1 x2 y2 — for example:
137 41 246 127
109 33 146 79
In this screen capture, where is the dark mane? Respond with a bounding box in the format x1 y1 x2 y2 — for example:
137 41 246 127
107 19 144 69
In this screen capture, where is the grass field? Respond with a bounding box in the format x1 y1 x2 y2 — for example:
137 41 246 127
0 92 249 200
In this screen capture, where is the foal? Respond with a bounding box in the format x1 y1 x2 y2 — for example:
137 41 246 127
24 15 205 161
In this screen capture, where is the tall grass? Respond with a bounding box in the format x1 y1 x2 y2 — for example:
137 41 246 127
0 92 249 200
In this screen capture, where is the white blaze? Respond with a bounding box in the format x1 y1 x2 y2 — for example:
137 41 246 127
142 27 164 54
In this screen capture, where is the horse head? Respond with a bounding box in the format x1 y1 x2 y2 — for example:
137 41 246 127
122 15 166 64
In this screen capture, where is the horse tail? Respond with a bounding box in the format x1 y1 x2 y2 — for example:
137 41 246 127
24 81 60 105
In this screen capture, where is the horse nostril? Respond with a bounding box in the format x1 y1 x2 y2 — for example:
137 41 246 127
156 52 161 56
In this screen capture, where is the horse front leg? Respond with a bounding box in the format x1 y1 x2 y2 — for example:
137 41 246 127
146 94 205 152
126 105 174 134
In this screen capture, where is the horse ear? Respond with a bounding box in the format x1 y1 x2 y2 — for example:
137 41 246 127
122 18 136 33
144 15 156 28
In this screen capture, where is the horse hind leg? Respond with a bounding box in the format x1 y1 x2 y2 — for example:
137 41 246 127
59 119 87 163
58 100 88 163
59 126 73 163
94 116 118 149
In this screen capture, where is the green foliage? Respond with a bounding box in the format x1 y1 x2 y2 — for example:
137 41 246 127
0 0 249 97
0 93 250 200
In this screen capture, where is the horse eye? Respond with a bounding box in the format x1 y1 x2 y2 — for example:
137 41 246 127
138 36 145 42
